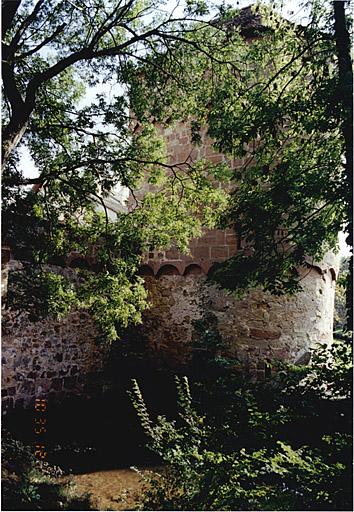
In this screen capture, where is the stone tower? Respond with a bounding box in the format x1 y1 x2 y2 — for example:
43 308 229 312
128 121 339 371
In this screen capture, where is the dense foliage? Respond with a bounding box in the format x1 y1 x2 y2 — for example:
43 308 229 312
334 257 350 333
130 337 353 510
130 0 353 300
2 0 230 340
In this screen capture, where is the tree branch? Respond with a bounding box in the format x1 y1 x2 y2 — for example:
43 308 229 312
14 23 67 60
7 0 45 57
1 61 25 113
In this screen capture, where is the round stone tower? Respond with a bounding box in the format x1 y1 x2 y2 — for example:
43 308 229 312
129 121 339 371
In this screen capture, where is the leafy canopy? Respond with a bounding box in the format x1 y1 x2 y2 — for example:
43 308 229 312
2 0 231 340
130 0 352 295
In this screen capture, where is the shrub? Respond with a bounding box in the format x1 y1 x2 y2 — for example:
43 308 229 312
130 340 353 511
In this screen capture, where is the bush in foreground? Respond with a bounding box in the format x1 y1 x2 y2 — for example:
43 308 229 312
130 340 353 511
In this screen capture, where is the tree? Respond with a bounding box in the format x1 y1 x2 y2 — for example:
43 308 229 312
1 0 212 167
2 1 352 339
2 0 232 340
130 1 353 325
333 0 353 329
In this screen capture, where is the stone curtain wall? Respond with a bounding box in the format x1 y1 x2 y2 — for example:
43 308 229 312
131 265 337 371
1 256 337 411
2 308 109 412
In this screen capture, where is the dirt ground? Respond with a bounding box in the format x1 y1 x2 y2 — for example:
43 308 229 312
66 467 156 510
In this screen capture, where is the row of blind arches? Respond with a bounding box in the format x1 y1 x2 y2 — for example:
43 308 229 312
67 257 336 282
138 263 207 278
67 258 213 277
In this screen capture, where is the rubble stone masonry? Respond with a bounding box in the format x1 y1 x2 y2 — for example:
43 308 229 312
132 263 337 369
2 306 109 411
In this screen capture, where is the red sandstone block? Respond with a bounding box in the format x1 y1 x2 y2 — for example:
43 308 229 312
209 155 223 164
198 230 216 240
232 158 245 168
176 152 192 163
165 249 181 260
249 328 281 340
188 239 199 249
226 238 238 247
197 235 216 246
180 253 193 262
211 246 229 259
215 231 227 243
227 240 238 250
199 230 217 240
191 246 210 259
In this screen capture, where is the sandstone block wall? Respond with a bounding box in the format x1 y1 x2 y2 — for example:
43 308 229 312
140 227 239 277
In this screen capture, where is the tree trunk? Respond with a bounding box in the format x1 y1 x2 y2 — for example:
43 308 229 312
2 115 29 170
333 1 353 331
2 0 22 37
